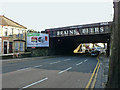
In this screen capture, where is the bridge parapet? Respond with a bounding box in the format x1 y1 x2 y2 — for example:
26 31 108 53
45 22 112 37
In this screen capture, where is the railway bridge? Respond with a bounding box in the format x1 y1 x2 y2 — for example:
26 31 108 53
45 22 112 55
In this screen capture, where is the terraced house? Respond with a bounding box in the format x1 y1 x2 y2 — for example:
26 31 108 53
0 15 27 54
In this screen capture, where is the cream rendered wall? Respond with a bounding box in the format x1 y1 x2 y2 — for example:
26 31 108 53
1 26 26 53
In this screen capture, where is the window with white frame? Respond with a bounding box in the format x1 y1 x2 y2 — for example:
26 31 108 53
16 29 19 38
20 30 23 38
9 28 13 36
4 28 8 36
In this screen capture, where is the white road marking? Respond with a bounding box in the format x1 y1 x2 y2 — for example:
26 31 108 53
76 62 83 66
84 59 88 62
50 61 61 64
58 67 72 74
20 77 48 89
63 59 71 61
33 65 42 68
17 67 30 71
16 65 43 72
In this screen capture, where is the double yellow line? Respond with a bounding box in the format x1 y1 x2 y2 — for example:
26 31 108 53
85 55 101 89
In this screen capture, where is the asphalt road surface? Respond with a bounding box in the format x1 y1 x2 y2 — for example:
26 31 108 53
2 55 97 88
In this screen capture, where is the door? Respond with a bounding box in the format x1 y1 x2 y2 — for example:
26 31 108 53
9 42 13 53
4 42 7 54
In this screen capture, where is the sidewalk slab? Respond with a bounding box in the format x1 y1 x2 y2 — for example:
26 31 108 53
95 54 109 88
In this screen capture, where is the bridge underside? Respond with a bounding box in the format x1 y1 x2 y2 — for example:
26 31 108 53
49 34 110 55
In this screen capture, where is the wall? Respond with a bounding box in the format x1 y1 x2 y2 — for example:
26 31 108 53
106 2 120 88
27 47 49 57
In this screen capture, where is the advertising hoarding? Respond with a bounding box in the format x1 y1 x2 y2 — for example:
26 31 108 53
27 33 49 47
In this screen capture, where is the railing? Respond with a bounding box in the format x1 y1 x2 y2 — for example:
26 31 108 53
48 25 111 37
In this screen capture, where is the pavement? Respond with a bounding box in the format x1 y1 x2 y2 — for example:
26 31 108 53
2 55 98 88
1 56 56 64
95 54 109 88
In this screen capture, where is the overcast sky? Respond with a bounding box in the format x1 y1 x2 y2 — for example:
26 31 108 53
0 0 114 31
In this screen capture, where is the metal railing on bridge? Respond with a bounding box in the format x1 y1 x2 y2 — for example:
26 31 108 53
45 22 112 37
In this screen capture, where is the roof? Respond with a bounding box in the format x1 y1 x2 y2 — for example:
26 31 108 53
0 15 27 29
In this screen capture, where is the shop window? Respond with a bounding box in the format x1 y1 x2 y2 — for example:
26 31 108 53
20 42 23 51
15 42 19 51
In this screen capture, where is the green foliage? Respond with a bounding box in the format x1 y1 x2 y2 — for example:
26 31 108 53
27 29 40 33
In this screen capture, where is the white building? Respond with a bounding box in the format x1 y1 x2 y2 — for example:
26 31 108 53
0 15 27 54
